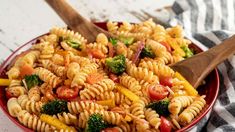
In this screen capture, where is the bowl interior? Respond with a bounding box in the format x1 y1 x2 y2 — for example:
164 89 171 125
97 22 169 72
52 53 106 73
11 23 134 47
0 22 219 132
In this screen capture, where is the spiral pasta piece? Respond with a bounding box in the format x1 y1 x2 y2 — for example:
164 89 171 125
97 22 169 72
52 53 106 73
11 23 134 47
119 74 142 95
70 55 91 67
39 34 58 46
114 121 131 132
96 33 108 46
118 21 133 32
139 60 175 77
135 119 151 132
168 96 195 115
7 98 22 117
71 63 98 87
28 86 41 102
52 112 77 125
126 61 159 84
21 50 41 66
96 91 124 105
144 108 161 129
130 100 145 119
52 54 65 66
17 95 44 114
167 25 184 38
67 101 105 114
6 80 26 98
87 42 108 54
50 27 87 45
66 62 80 79
152 24 168 42
116 31 147 40
107 21 119 33
178 96 206 126
80 79 115 99
79 110 122 125
34 67 62 88
7 50 40 79
17 110 54 132
41 60 66 77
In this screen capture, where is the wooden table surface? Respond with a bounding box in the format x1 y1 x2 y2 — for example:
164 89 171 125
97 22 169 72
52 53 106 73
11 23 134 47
0 0 174 131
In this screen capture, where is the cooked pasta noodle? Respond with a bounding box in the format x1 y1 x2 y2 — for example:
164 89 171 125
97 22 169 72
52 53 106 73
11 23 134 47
5 21 203 132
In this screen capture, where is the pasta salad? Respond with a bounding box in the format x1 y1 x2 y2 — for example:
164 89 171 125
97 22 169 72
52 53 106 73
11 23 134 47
5 19 206 132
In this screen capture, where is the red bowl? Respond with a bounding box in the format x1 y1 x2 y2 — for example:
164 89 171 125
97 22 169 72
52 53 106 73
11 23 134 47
0 23 219 132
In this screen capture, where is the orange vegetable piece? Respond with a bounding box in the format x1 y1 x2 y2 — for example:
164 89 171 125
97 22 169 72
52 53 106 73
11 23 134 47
86 72 104 84
19 64 34 78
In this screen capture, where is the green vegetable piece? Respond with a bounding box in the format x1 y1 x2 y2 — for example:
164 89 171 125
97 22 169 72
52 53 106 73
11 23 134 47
181 46 194 58
146 98 170 117
140 46 156 58
65 38 81 50
87 114 108 132
105 54 126 75
109 38 118 46
119 37 135 46
24 74 43 90
42 100 68 115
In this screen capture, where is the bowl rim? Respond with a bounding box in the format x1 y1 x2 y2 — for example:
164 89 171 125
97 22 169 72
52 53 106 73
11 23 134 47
0 22 220 132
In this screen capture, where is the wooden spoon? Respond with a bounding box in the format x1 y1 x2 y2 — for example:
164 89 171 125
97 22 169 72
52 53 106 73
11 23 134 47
171 36 235 88
45 0 114 42
45 0 235 88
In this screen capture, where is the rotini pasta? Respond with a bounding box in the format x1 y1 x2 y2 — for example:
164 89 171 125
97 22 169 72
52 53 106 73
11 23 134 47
34 67 62 88
168 96 194 115
5 21 203 132
178 96 206 126
17 95 44 114
80 79 115 99
17 110 54 131
67 101 106 114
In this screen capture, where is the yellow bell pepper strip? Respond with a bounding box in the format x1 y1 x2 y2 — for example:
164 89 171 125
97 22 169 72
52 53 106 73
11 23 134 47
0 79 11 86
40 114 76 131
116 85 139 102
96 99 115 108
175 72 198 96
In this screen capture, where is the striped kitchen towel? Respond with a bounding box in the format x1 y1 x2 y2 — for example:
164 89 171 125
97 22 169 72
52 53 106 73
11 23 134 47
169 0 235 131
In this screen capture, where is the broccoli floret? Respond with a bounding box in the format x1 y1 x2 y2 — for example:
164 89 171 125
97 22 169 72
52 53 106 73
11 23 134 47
109 38 118 46
23 74 43 90
87 114 108 132
181 46 194 58
119 37 135 46
64 38 81 50
140 46 156 58
146 98 170 117
105 54 126 75
42 100 68 115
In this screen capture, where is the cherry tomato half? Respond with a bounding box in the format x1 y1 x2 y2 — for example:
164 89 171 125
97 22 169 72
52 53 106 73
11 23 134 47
160 42 172 52
101 127 119 132
148 85 169 101
56 86 79 100
6 90 16 99
160 116 172 132
160 76 173 87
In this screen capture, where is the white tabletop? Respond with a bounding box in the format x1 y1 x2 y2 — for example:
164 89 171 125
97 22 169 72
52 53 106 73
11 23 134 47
0 0 174 131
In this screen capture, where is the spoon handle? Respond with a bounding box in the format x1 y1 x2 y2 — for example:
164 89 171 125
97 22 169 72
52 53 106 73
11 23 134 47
45 0 112 42
171 35 235 88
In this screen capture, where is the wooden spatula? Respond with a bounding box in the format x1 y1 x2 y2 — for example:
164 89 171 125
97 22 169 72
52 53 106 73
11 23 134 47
45 0 235 88
171 36 235 88
45 0 114 42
